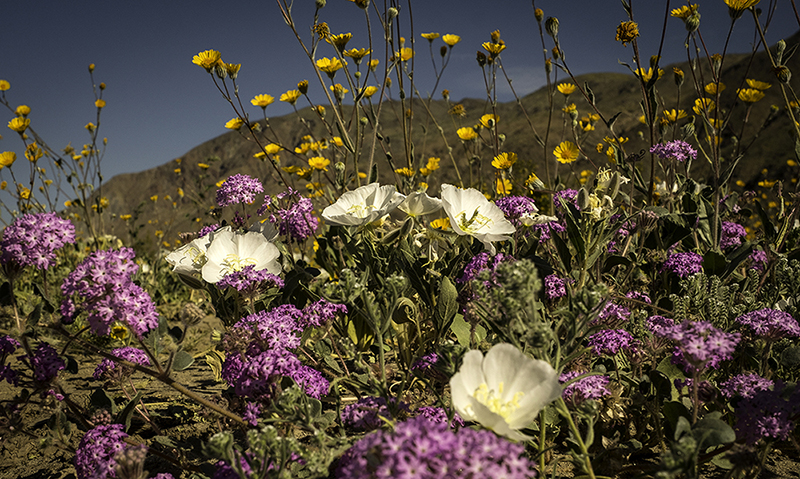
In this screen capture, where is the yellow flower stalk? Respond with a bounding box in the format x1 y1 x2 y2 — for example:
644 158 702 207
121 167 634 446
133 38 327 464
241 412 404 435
8 117 30 133
264 143 282 155
737 88 765 103
442 34 461 47
425 157 441 171
556 83 577 95
192 50 222 72
492 152 517 170
615 21 639 46
308 156 330 171
368 59 380 72
251 94 275 108
330 83 349 102
553 141 579 164
225 117 244 130
280 90 302 105
457 127 478 141
19 186 31 199
0 151 16 168
725 0 760 11
562 103 577 113
198 163 210 169
746 79 771 90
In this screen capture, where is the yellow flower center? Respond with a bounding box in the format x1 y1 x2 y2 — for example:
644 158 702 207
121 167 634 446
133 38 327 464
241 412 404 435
222 253 257 273
346 203 377 218
472 382 525 419
457 209 492 234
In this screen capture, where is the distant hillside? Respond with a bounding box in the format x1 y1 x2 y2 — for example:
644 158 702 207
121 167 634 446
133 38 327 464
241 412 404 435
97 31 800 250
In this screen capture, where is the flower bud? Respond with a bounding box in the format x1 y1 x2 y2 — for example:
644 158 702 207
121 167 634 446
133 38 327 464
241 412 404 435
88 63 95 72
315 0 326 7
776 39 786 64
545 17 559 38
577 187 590 211
673 67 685 87
552 46 560 60
685 11 701 32
774 65 792 84
387 7 398 21
534 8 544 22
298 79 309 94
476 51 487 67
440 45 448 57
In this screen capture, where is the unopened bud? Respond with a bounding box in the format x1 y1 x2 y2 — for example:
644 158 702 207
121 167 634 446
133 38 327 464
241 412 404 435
315 0 326 8
545 17 559 38
387 7 398 21
476 51 487 67
686 11 701 33
440 45 448 57
552 46 560 60
577 188 590 211
534 8 544 22
673 67 685 87
776 39 786 64
298 80 309 94
88 63 95 72
775 65 792 84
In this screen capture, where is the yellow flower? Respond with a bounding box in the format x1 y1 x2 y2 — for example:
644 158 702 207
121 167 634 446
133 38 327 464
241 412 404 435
280 89 302 105
788 159 797 167
693 97 715 114
19 186 30 199
395 167 415 177
25 143 43 162
265 143 282 155
442 34 461 47
496 178 512 195
330 83 349 101
449 104 466 117
705 82 725 95
663 109 688 123
482 42 506 56
308 156 330 171
553 141 579 164
198 163 210 169
430 217 451 230
331 137 344 147
526 173 545 189
615 21 639 46
582 122 595 131
225 117 244 130
343 48 371 64
397 48 414 61
0 80 9 91
326 32 353 52
634 67 664 83
746 79 771 90
0 181 7 190
671 4 699 19
556 83 577 95
192 50 222 71
251 94 275 108
562 103 577 113
95 99 106 108
15 105 30 116
725 0 760 11
363 85 379 97
0 151 16 168
480 114 499 129
85 122 96 132
457 127 478 141
492 152 517 169
316 57 345 77
369 59 380 71
738 88 765 103
8 117 30 133
425 157 440 171
421 32 440 41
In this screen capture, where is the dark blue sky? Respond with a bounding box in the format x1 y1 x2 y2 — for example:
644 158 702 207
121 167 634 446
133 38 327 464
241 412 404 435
1 0 796 190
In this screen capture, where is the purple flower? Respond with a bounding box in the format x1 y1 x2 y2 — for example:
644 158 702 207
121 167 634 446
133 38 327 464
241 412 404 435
495 196 538 227
750 249 768 271
412 352 439 372
265 188 319 241
651 320 740 374
544 274 567 300
211 456 254 479
661 251 703 278
458 252 514 284
217 265 284 292
560 371 611 406
720 221 747 249
341 396 405 431
60 248 159 338
335 416 537 478
593 302 631 326
625 291 652 305
735 308 800 340
733 381 800 444
197 224 220 238
720 374 774 399
533 220 566 242
588 329 636 356
93 347 151 381
27 343 65 382
650 140 697 163
1 212 75 270
0 335 20 355
415 407 465 428
216 173 264 207
74 424 129 479
243 402 260 426
553 189 579 211
646 315 677 336
0 337 20 385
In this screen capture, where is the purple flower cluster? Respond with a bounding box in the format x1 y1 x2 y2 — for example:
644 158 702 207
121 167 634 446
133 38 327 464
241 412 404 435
0 335 20 385
544 274 567 300
625 291 652 305
264 188 319 241
216 173 264 207
197 223 220 238
650 140 697 163
74 424 129 479
750 249 768 271
243 402 260 426
720 373 774 399
661 251 703 278
651 320 740 373
495 196 538 227
457 252 514 285
593 302 631 326
335 416 537 478
60 248 159 338
220 300 346 400
532 220 566 242
588 329 636 356
415 407 465 428
646 315 676 336
217 265 284 292
720 221 747 249
28 343 65 382
1 212 75 270
560 371 611 406
553 189 579 212
735 308 800 340
733 382 800 444
93 347 151 381
341 396 406 431
412 352 439 372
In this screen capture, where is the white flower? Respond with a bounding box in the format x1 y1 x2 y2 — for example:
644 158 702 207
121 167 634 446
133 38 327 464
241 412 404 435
398 190 442 217
201 229 281 283
165 227 229 275
440 184 515 254
321 183 406 226
450 343 561 441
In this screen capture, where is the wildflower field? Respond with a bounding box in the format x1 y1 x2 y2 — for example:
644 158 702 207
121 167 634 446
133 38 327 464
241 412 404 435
4 1 800 478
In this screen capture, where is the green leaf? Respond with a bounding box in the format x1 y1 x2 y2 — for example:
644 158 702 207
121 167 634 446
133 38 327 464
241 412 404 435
91 388 117 414
204 350 225 382
308 398 322 419
551 230 572 270
693 417 735 450
435 276 458 331
563 212 585 263
702 250 727 277
584 82 595 106
450 314 484 347
754 201 776 242
117 391 143 433
172 349 195 371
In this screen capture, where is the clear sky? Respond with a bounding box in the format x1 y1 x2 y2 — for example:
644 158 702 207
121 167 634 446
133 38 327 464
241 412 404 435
1 0 797 188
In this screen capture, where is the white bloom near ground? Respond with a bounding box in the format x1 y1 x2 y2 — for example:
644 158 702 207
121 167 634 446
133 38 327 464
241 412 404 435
201 229 281 283
398 190 443 217
321 183 406 226
450 343 561 441
165 226 229 275
440 184 515 254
